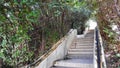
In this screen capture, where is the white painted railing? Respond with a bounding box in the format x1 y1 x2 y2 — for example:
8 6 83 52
26 29 77 68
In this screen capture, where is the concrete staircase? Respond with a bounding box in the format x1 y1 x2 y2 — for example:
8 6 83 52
51 30 94 68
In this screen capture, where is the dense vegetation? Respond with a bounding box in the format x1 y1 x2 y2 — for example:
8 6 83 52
91 0 120 67
0 0 91 67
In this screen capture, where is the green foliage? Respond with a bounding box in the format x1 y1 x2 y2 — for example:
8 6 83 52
0 0 91 67
103 28 114 38
91 0 120 45
91 0 120 67
0 0 39 67
71 7 91 34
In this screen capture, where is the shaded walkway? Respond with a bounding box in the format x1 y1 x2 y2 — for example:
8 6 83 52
51 30 95 68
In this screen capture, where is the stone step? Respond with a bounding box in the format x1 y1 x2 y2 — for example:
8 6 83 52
68 51 93 55
72 43 93 45
74 40 94 42
86 33 94 35
86 32 94 34
70 46 93 49
54 59 93 68
84 37 94 39
67 54 93 59
85 33 94 35
75 39 94 41
85 36 94 38
87 32 94 34
71 43 94 46
72 42 94 45
86 33 94 34
68 49 93 52
73 41 94 43
75 37 94 40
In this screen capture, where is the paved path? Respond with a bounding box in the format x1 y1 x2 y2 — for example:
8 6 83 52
51 30 94 68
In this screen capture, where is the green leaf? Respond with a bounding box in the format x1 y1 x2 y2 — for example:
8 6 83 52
0 51 5 60
0 52 4 58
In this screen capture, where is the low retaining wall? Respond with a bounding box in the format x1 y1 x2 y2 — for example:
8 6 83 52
34 29 77 68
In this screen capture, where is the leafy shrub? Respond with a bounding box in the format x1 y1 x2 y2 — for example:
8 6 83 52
0 0 91 67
